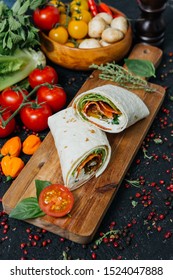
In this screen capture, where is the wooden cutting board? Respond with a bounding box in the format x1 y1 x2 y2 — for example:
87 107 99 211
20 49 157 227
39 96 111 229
2 44 165 244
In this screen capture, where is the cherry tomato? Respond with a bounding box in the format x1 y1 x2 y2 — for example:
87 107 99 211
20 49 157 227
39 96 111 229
49 26 69 44
0 87 29 112
37 85 67 113
50 1 66 14
33 5 60 31
65 41 75 47
0 109 16 138
68 20 88 39
38 184 74 217
70 0 89 13
29 66 58 89
20 102 52 132
59 14 71 26
72 9 92 23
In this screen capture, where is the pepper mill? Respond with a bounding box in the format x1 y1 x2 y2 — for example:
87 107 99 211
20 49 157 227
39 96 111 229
135 0 167 47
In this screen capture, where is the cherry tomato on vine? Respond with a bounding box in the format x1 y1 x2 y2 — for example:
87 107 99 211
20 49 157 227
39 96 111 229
68 20 88 39
33 5 60 31
72 9 92 23
50 0 66 13
59 14 71 26
0 109 16 138
37 85 67 113
20 101 52 132
48 26 69 44
28 66 58 89
70 0 89 13
0 87 29 112
38 184 74 217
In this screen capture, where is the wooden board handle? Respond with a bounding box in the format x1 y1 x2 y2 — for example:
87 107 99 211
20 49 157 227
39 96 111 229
127 43 163 68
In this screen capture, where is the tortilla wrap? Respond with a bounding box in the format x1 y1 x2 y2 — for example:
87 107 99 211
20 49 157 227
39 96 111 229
48 107 111 190
72 84 150 133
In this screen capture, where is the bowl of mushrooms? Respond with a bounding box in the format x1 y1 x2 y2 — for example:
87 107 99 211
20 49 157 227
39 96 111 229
40 6 133 71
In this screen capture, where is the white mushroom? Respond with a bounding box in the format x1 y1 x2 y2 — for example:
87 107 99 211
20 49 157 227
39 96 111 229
99 39 111 47
110 16 128 34
101 27 124 43
79 38 101 49
95 12 113 25
88 17 107 38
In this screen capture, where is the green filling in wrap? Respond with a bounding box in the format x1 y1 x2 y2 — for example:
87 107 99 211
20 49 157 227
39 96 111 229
77 93 120 124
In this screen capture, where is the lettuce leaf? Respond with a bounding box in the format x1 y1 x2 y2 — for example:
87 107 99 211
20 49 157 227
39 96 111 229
0 48 46 91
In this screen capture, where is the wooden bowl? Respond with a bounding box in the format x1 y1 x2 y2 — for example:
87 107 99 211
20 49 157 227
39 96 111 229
39 7 133 71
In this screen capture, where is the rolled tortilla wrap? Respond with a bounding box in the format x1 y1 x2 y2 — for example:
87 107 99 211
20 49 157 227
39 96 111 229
48 107 111 190
72 84 150 133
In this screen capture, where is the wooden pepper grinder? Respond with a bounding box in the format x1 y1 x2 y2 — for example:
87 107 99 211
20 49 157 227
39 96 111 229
135 0 167 47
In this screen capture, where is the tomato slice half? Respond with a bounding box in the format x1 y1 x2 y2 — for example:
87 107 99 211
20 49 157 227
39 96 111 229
38 184 74 217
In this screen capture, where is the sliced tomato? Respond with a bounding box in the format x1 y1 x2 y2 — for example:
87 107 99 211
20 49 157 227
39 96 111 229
38 184 74 217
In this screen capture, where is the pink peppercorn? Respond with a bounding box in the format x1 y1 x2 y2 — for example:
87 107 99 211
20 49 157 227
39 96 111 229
91 252 97 259
159 214 165 220
164 231 172 239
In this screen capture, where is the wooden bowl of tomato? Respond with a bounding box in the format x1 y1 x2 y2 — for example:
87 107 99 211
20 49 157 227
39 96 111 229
39 6 133 71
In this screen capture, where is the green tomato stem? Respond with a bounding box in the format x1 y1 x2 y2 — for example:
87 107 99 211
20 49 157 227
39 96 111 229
0 82 50 128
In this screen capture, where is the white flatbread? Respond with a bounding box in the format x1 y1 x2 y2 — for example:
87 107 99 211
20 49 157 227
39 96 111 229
72 84 150 133
48 107 111 190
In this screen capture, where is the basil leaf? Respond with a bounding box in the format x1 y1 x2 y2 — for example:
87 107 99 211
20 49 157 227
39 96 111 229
35 179 51 200
30 0 48 10
9 197 45 220
18 0 30 16
124 59 156 78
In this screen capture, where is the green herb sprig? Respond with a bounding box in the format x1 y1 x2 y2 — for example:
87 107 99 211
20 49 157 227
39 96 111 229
90 60 156 93
0 0 47 55
95 229 120 245
125 179 141 188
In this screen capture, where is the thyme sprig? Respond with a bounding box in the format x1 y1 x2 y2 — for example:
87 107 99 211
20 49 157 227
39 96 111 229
95 229 120 245
125 179 141 188
142 147 153 159
90 62 155 92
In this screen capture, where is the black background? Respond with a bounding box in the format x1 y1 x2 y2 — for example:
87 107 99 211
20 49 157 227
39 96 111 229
0 0 173 260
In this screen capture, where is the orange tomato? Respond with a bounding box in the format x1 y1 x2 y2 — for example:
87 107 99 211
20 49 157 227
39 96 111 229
59 13 71 26
70 0 89 13
49 1 66 13
65 41 76 47
49 26 69 44
68 20 88 39
72 9 92 23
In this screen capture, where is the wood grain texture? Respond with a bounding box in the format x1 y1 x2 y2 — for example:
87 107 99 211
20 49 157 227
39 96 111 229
2 44 165 244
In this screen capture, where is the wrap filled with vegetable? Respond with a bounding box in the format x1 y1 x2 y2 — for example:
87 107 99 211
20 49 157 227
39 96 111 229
48 107 111 190
72 84 150 133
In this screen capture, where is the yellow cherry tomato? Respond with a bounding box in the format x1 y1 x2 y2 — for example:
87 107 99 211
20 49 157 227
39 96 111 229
70 0 89 13
59 13 71 26
68 20 88 40
49 1 66 13
65 41 75 47
76 38 83 44
72 9 92 23
49 26 69 44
